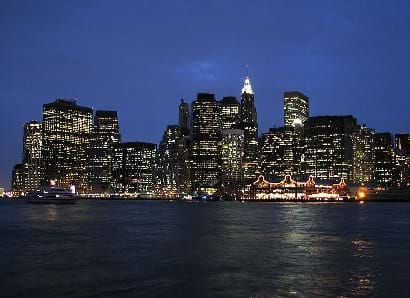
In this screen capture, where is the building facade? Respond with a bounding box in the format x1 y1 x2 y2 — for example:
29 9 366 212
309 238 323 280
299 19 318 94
352 125 375 184
220 96 240 129
41 99 93 190
191 93 221 193
304 116 357 182
240 74 259 184
284 91 309 128
221 129 244 195
111 142 157 193
88 110 121 192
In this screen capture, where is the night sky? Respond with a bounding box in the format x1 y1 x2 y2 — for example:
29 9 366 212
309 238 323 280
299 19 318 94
1 0 409 188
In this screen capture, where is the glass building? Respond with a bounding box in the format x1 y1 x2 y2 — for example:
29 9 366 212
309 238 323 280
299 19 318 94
352 125 375 184
221 128 244 195
374 133 394 187
304 116 357 183
111 142 157 193
41 99 93 190
191 93 221 193
88 110 121 192
284 91 309 128
220 96 240 129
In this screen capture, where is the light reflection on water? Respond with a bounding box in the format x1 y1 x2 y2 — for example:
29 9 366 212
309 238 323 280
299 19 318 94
0 200 409 297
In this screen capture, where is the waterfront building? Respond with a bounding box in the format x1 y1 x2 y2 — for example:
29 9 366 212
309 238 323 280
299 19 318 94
394 133 410 188
88 111 121 192
41 99 93 190
374 132 394 188
11 164 25 195
221 129 244 195
179 99 190 130
240 72 259 184
304 116 357 182
284 91 309 129
220 96 240 129
22 121 43 190
111 142 157 193
395 133 410 155
259 127 296 181
191 93 221 193
352 125 375 184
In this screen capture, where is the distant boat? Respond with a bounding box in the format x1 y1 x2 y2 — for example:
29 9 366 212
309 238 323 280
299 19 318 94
26 186 79 204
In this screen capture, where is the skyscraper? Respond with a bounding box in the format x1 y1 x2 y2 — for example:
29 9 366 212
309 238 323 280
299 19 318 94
111 142 157 193
179 99 190 130
240 71 258 184
42 99 93 190
88 110 121 192
191 93 221 193
221 128 244 195
220 96 240 129
352 125 375 184
259 127 295 181
23 120 43 190
284 91 309 128
394 133 410 188
374 133 394 187
304 115 357 182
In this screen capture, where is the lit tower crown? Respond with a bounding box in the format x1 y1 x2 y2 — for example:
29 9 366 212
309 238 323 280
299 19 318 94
242 76 254 95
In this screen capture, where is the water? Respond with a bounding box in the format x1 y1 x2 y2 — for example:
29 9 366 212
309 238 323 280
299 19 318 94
1 200 410 298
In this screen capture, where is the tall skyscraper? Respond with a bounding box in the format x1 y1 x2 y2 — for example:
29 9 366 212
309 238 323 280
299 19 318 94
221 128 244 195
111 142 157 193
179 99 190 130
240 71 258 184
259 127 295 181
22 120 43 190
395 133 410 154
304 115 357 182
191 93 221 193
284 91 309 128
89 110 121 192
352 125 375 184
374 133 394 187
42 99 93 190
220 96 240 129
394 133 410 188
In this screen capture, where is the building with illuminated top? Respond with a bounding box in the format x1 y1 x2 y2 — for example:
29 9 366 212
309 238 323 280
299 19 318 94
111 142 157 193
41 99 93 190
304 115 357 182
221 128 244 195
284 91 309 128
191 93 221 193
220 96 240 129
88 110 121 192
240 71 259 184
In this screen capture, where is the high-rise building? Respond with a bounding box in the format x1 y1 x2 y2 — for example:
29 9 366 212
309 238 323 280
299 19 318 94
259 127 295 181
191 93 221 193
41 99 93 190
221 129 244 195
395 133 410 154
304 116 357 182
22 120 43 190
374 133 394 187
284 91 309 128
11 164 26 195
220 96 240 129
240 72 258 184
352 125 375 184
111 142 157 193
179 99 190 130
88 111 121 192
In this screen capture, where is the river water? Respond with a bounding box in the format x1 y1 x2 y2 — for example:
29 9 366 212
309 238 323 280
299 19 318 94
1 200 409 297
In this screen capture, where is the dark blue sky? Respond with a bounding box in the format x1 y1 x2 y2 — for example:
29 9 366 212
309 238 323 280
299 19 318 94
1 0 409 188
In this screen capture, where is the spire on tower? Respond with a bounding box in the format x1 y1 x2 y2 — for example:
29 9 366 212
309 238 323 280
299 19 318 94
242 65 254 95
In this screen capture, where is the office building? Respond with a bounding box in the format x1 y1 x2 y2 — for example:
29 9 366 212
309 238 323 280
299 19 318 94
41 99 93 190
111 142 157 193
88 111 121 192
304 116 357 182
284 91 309 128
179 99 190 130
352 125 375 184
221 129 244 195
374 133 394 187
220 96 240 129
191 93 221 193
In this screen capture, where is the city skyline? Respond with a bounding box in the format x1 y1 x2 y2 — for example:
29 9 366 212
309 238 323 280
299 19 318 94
1 0 410 188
